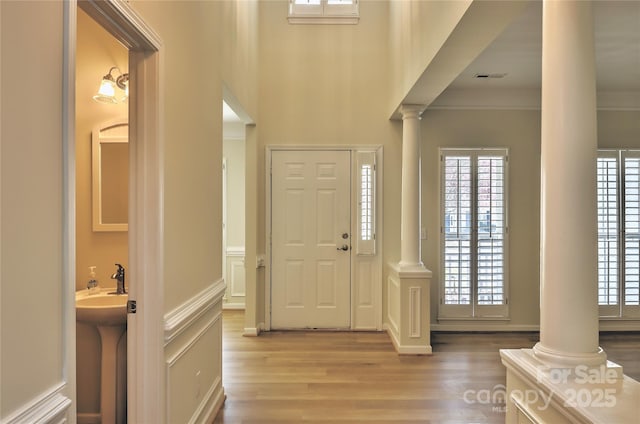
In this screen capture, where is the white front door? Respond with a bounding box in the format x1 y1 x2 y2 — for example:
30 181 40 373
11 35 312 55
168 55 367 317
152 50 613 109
271 150 351 329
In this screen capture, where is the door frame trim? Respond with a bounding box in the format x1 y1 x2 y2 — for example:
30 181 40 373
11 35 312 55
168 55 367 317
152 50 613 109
64 1 164 422
265 145 383 331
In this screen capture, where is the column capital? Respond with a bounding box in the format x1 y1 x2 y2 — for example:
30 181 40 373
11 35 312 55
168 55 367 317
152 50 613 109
399 104 426 120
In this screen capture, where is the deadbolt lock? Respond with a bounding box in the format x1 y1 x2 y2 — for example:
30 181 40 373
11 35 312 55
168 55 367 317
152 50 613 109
342 233 349 239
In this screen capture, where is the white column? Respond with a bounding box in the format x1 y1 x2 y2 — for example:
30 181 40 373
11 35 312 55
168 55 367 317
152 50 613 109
399 105 425 269
533 0 605 366
387 104 431 355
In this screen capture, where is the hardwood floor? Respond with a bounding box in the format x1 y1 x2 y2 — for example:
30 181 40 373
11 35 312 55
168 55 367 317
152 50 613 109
213 310 640 423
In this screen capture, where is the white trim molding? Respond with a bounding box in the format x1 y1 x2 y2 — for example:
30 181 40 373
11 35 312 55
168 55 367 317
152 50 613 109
1 383 72 424
429 88 640 111
225 246 245 256
78 0 161 51
243 326 261 337
164 279 226 344
224 246 246 310
62 2 77 423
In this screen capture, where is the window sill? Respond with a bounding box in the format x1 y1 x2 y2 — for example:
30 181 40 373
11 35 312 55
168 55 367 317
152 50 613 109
288 15 359 25
599 316 640 321
437 316 510 322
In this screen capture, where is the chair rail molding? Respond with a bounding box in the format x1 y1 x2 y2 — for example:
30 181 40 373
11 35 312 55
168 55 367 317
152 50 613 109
164 279 226 345
1 383 71 424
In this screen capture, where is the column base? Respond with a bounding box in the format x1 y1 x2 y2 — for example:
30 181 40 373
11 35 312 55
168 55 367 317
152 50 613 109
532 342 608 367
385 262 432 355
500 349 637 424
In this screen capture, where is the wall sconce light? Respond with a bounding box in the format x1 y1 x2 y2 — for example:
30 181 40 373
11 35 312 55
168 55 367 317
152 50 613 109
93 67 129 104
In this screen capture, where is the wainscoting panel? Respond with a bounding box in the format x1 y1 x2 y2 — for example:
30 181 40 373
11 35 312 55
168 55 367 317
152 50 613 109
353 256 380 329
387 275 400 336
224 247 246 309
164 280 226 424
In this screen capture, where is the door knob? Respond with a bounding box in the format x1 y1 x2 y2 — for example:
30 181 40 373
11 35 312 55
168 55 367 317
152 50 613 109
337 244 349 251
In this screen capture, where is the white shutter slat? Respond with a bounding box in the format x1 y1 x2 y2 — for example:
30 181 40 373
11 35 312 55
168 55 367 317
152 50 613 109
624 157 640 305
443 156 472 305
477 156 505 305
597 156 619 306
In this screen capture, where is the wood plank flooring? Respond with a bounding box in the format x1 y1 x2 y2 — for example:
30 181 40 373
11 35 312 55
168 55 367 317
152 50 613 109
213 310 640 423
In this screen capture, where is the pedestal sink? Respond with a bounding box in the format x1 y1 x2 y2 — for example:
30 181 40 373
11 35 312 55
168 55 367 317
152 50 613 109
76 289 127 424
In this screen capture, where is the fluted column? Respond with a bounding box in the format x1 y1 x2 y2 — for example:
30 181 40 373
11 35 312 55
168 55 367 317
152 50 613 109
533 0 605 366
399 105 425 268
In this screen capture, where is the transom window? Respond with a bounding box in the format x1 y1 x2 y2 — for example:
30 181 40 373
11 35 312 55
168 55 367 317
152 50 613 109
439 148 509 320
597 150 640 319
288 0 359 24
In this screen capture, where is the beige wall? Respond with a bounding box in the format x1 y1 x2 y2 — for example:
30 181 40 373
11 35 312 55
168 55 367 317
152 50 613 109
253 0 400 328
128 1 257 422
422 109 640 329
131 0 224 314
598 110 640 148
223 138 246 248
221 0 259 121
422 109 542 328
388 0 472 115
0 0 66 418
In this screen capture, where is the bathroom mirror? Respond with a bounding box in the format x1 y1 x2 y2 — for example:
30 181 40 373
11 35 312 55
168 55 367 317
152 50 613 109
92 120 128 231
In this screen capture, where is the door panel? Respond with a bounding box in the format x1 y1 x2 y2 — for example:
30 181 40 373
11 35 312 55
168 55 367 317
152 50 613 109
271 150 351 329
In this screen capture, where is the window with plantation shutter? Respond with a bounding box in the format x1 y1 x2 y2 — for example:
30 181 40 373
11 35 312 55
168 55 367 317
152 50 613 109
440 148 509 319
598 150 640 319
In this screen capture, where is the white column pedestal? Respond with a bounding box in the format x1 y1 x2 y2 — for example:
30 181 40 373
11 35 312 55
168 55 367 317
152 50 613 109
386 262 432 355
501 349 635 424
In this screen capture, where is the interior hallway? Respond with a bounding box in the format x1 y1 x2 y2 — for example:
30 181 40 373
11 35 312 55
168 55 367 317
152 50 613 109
214 311 639 423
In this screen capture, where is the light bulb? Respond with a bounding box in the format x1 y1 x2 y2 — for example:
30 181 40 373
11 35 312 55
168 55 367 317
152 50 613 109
93 78 118 104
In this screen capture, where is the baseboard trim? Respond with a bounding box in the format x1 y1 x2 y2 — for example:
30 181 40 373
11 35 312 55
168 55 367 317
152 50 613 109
191 376 225 424
384 324 432 355
3 383 71 424
431 323 540 332
599 321 640 331
243 327 260 337
431 322 640 332
164 279 226 344
222 303 245 310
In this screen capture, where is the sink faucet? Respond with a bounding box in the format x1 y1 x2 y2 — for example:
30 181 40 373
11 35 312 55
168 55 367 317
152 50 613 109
111 263 126 294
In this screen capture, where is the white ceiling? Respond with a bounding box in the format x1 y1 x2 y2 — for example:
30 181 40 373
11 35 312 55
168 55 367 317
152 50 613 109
432 1 640 110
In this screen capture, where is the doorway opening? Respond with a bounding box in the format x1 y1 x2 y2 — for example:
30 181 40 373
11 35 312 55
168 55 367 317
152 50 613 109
265 146 384 331
65 1 163 422
222 100 247 311
75 8 129 423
